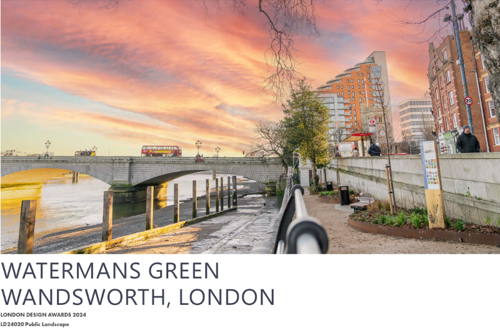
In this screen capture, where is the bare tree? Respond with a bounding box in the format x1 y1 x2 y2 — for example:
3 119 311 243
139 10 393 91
371 68 397 211
251 121 292 174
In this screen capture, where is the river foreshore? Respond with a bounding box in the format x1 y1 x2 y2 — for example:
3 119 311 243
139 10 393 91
1 179 268 254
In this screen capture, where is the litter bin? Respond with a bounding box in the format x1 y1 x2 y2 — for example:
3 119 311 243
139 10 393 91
326 181 333 191
340 186 350 206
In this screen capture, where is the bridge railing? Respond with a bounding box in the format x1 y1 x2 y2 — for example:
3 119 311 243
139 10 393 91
273 182 329 254
0 156 282 165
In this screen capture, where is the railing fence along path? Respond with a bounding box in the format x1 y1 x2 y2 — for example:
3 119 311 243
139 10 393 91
274 181 329 254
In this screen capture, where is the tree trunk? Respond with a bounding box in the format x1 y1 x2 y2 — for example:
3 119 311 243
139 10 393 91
468 0 500 112
312 163 318 190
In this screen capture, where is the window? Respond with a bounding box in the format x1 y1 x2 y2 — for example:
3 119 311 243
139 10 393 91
359 97 362 102
341 91 344 95
438 107 442 117
369 97 372 100
358 85 360 89
363 97 366 101
445 117 450 131
369 85 371 89
448 91 454 105
443 50 448 61
440 77 444 88
361 73 364 77
435 89 439 100
440 126 443 133
357 73 359 77
489 100 496 117
341 85 343 88
485 76 490 93
481 54 486 69
353 103 356 107
351 85 354 89
452 114 457 128
337 85 339 89
494 128 500 145
443 96 447 110
357 79 360 83
446 70 451 83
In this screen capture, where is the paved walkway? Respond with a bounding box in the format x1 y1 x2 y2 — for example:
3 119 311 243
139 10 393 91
107 195 278 254
303 190 500 254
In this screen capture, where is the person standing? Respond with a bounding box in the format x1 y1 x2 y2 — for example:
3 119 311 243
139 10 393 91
352 147 359 157
456 125 480 153
368 141 381 156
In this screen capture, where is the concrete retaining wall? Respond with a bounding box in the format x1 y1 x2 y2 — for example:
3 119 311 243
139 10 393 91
300 153 500 226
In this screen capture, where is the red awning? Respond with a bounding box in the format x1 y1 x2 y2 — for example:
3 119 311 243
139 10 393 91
350 133 373 136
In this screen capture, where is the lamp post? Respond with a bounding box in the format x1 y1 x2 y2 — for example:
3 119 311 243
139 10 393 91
444 0 473 133
45 140 51 158
215 146 221 158
195 140 202 156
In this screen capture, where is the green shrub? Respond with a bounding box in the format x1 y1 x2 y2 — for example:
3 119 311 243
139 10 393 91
453 220 465 232
349 189 355 195
485 216 491 226
410 207 427 215
445 216 451 228
386 216 395 226
276 190 285 196
396 213 406 227
376 201 383 210
423 214 429 226
382 201 391 212
378 214 387 225
410 213 422 228
498 217 500 228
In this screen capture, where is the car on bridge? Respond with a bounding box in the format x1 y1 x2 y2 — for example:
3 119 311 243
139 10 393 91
75 150 96 157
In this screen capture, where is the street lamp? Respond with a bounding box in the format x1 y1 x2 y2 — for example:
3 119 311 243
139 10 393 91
45 140 51 158
195 140 202 156
215 146 221 158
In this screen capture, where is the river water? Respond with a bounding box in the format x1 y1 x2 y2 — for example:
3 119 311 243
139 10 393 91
1 173 243 251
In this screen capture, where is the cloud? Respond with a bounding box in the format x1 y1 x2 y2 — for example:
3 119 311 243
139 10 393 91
2 0 445 152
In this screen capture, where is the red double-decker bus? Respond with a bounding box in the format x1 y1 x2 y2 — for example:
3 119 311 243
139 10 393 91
141 145 182 157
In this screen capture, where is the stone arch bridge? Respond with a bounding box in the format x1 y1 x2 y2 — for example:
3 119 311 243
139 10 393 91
1 156 283 203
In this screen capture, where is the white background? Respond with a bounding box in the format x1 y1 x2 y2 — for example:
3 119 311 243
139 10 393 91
0 255 499 333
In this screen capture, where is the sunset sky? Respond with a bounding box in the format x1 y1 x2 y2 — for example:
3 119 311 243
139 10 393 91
1 0 456 156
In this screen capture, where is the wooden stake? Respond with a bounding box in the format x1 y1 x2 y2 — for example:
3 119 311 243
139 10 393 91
18 200 37 254
232 175 237 207
385 164 394 215
220 177 224 211
192 180 197 218
215 178 220 212
102 191 113 241
206 179 210 215
174 183 179 223
146 186 154 230
227 176 231 209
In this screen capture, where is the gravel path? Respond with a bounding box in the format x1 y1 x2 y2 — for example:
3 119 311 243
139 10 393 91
303 190 500 254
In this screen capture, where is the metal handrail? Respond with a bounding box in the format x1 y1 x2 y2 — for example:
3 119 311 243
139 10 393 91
273 183 329 254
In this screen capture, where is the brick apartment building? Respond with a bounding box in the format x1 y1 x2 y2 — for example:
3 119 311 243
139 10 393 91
474 47 500 152
428 28 498 153
317 51 392 137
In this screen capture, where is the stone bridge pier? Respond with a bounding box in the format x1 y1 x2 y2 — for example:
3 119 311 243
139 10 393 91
1 156 284 204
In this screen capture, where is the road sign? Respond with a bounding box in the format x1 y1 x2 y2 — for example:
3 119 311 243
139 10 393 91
464 96 473 106
374 115 378 120
379 129 385 137
368 119 376 126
